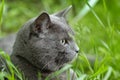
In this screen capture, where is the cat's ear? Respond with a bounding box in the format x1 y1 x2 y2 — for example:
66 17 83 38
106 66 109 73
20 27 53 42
33 12 51 32
53 5 72 17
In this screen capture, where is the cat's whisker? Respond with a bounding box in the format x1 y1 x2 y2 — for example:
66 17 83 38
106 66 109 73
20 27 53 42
41 60 52 71
54 63 61 71
54 58 65 71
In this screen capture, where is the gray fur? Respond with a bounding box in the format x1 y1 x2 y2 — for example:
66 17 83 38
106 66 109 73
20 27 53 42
0 34 16 54
0 7 79 80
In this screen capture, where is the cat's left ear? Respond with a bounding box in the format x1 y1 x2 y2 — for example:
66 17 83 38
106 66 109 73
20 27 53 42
53 5 72 18
33 12 51 33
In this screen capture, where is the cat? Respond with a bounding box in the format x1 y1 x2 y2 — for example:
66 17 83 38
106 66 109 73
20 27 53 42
0 6 79 80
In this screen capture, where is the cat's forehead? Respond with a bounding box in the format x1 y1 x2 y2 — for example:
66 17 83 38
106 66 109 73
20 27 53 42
50 15 74 35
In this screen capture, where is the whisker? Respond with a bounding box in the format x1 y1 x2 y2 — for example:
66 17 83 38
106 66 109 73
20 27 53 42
41 60 52 71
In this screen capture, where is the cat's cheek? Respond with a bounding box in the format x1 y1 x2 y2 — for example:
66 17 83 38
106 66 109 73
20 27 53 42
66 51 77 61
47 61 60 71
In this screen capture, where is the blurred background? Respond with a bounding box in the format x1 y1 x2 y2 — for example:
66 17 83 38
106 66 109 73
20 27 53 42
0 0 120 80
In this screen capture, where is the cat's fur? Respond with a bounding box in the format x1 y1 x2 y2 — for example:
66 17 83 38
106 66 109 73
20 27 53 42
0 6 79 80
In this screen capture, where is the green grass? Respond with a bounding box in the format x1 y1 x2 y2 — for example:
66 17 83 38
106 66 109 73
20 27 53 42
0 0 4 35
0 50 26 80
0 0 120 80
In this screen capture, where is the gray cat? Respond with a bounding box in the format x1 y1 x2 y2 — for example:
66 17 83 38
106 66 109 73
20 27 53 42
0 6 79 80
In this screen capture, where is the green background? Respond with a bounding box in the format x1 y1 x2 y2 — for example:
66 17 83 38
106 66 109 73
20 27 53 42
0 0 120 80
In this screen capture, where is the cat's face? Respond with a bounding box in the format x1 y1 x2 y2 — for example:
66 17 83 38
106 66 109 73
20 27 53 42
28 13 79 72
15 7 79 72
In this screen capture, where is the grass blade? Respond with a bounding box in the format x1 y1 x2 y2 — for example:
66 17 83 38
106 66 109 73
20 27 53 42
86 1 105 28
45 64 72 80
0 0 4 25
103 67 112 80
73 0 98 22
0 0 4 34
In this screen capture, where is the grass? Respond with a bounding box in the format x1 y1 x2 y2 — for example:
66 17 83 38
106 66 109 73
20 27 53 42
0 0 4 34
0 50 25 80
0 0 120 80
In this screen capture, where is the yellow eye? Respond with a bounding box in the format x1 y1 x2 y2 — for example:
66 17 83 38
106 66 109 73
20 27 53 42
60 39 68 45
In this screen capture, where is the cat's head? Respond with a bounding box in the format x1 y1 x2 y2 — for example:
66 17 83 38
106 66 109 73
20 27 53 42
13 6 79 72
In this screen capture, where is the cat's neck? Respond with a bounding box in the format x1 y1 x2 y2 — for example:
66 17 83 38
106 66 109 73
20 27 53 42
11 55 39 80
11 54 54 80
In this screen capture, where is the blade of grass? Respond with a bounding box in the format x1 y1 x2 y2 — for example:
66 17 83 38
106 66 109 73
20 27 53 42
77 74 87 80
0 50 25 80
86 1 105 28
80 52 94 73
102 0 107 13
67 69 70 80
45 64 72 80
0 0 4 33
103 66 112 80
73 0 98 22
89 65 108 79
0 50 11 75
0 72 6 80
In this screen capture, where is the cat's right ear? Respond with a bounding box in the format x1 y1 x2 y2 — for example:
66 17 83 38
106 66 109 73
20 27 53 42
33 12 51 33
53 5 72 18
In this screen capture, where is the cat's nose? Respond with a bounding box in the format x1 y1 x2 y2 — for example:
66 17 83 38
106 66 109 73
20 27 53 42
76 50 79 53
72 42 79 53
75 45 79 53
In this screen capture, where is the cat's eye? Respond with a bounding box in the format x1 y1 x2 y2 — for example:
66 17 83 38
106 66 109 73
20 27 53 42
60 39 68 45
